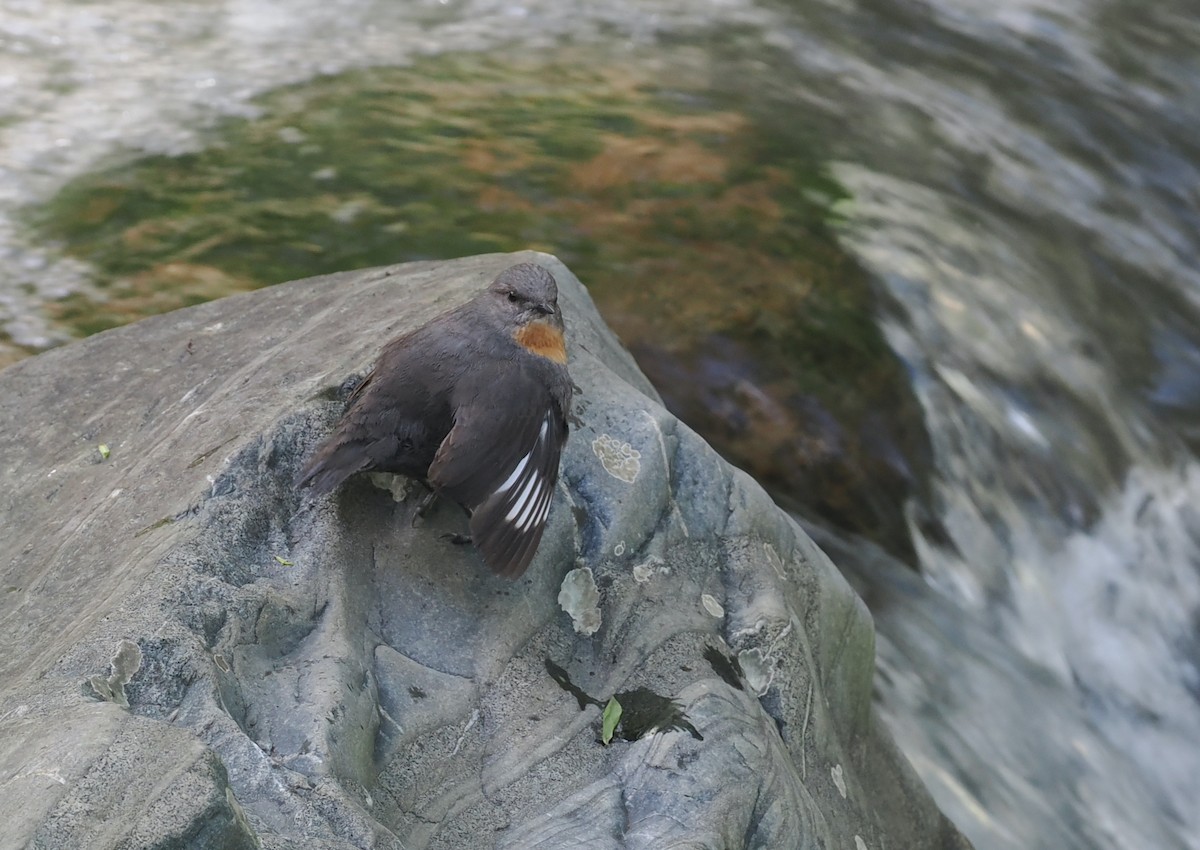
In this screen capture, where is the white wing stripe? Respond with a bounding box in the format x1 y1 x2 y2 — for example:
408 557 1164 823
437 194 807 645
523 477 547 530
532 481 551 529
497 449 533 494
506 470 541 522
532 484 553 531
497 413 550 498
515 478 544 530
526 486 552 531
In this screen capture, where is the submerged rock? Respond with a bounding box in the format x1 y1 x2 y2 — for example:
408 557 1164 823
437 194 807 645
0 252 969 849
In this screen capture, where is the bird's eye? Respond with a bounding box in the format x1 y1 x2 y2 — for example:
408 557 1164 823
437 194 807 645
507 291 520 303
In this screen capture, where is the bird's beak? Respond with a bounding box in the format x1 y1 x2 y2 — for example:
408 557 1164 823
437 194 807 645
534 303 555 316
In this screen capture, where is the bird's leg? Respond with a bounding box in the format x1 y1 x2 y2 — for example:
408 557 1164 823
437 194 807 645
411 485 439 527
436 500 473 545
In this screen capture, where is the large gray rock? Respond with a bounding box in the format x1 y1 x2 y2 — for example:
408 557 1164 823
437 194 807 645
0 252 970 849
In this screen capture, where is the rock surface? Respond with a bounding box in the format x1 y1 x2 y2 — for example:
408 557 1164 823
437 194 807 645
0 252 970 849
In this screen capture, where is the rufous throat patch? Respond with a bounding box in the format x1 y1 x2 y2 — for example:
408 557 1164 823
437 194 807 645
514 322 568 364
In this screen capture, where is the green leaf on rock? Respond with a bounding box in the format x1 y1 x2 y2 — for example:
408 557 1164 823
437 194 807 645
601 695 623 745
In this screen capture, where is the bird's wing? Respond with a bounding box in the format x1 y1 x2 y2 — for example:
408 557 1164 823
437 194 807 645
295 330 432 494
428 378 568 578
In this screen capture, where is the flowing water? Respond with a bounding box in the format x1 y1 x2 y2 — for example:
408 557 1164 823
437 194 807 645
2 1 1198 849
784 2 1200 845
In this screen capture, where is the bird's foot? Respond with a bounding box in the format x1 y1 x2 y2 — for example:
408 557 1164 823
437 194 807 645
412 489 440 527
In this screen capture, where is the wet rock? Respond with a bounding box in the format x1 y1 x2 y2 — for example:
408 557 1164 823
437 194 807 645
0 252 969 849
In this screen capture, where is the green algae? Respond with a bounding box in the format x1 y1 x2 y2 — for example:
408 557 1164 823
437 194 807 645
33 52 844 335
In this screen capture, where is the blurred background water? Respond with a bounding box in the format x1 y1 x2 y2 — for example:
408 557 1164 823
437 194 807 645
2 1 1198 848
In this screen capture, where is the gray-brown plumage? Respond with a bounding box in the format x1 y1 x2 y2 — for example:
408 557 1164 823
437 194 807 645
297 263 574 578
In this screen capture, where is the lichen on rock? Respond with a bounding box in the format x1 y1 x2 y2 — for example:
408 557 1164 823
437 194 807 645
558 567 602 636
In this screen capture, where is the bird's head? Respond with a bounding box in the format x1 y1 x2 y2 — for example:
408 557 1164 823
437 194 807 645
488 263 564 330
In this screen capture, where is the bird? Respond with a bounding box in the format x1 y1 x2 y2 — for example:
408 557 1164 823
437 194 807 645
296 262 575 578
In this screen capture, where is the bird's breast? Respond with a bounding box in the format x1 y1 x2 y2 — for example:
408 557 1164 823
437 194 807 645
513 321 567 365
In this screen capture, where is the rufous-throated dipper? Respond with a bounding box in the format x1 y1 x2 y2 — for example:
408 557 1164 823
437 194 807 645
297 262 574 578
